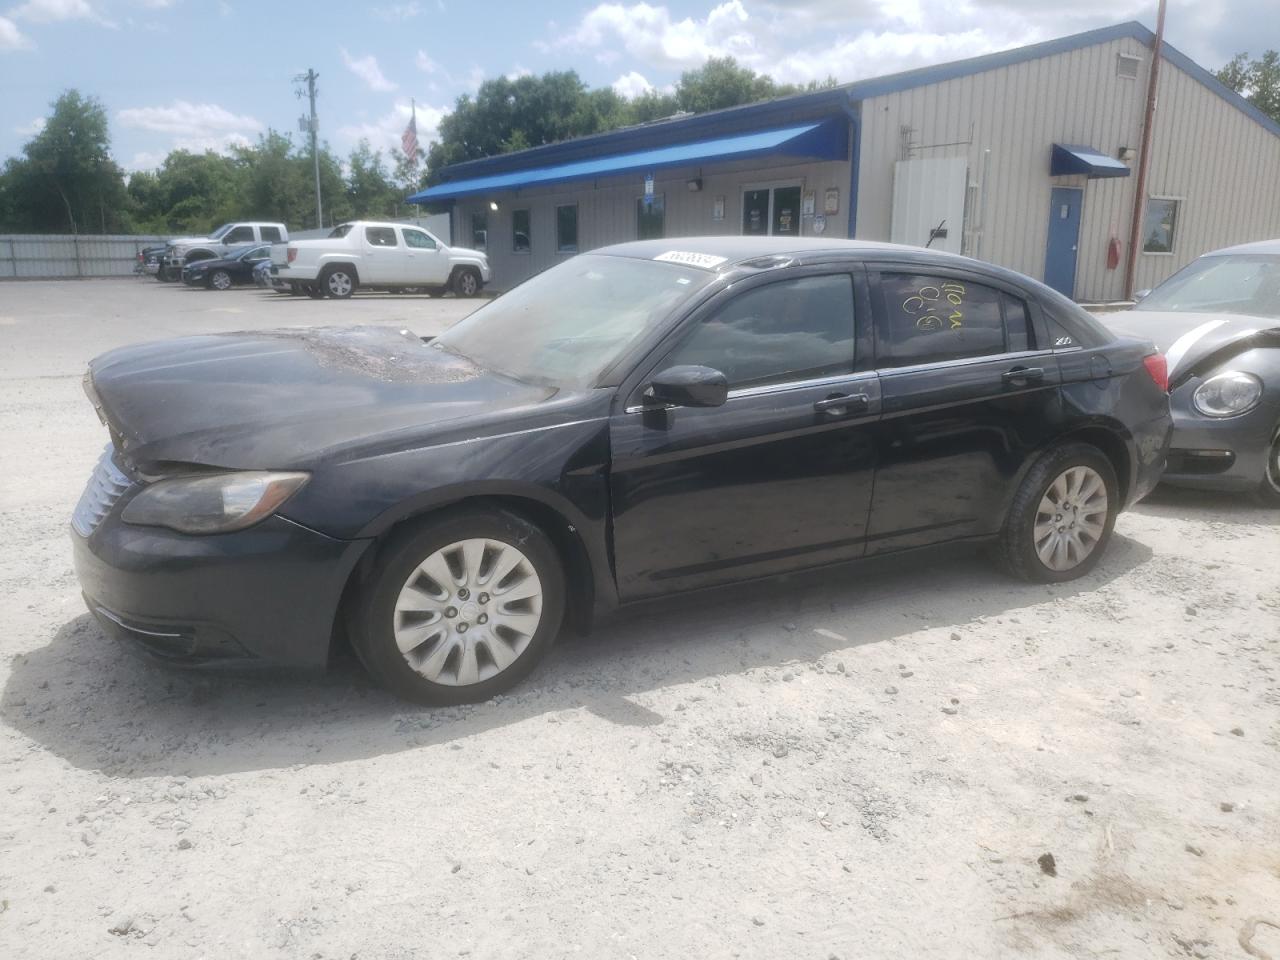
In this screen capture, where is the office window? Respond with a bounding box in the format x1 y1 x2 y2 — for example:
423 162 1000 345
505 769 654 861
877 273 1007 367
513 209 531 253
556 204 579 253
637 195 665 240
664 274 855 389
365 226 398 247
471 212 487 251
1142 198 1179 253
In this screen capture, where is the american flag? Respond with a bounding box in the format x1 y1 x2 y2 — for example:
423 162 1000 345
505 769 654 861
401 106 419 165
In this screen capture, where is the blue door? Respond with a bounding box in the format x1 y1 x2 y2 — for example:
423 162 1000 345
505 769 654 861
1044 187 1083 298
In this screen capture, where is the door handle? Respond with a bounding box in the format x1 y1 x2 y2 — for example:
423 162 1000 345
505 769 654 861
1002 366 1045 385
814 392 870 416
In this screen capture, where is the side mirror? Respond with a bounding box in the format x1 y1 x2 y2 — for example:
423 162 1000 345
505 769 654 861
647 365 729 408
1133 288 1152 301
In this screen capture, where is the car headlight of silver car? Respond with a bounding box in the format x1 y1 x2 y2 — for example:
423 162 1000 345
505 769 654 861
121 471 309 534
1192 371 1263 418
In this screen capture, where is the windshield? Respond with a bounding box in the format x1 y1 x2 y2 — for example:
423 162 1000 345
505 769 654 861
236 245 268 260
433 254 715 389
1136 253 1280 318
208 223 233 240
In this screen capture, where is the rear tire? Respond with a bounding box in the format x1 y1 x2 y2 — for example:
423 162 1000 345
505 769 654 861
348 508 565 705
322 265 357 299
1254 424 1280 507
996 443 1118 583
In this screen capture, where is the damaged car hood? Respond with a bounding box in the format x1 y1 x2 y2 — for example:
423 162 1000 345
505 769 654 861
1100 310 1280 382
86 325 558 470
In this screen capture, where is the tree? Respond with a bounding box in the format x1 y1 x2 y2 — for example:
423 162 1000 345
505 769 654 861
673 57 803 114
0 90 130 233
346 140 399 218
1217 50 1280 124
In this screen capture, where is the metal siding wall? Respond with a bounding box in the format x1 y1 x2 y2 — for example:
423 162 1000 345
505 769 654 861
0 234 172 279
454 154 851 289
858 37 1155 300
1134 61 1280 292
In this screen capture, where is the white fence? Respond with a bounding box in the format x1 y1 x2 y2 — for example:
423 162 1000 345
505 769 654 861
0 234 172 279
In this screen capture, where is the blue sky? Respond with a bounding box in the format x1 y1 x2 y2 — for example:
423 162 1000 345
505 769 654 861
0 0 1271 173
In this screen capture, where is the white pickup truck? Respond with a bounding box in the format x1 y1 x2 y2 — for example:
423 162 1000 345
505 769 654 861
272 220 490 299
159 221 288 282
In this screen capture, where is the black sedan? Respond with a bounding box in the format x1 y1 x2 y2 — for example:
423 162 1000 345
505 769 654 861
1105 239 1280 505
72 238 1171 704
182 244 272 290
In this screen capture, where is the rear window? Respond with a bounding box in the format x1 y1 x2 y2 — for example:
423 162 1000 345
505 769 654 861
366 226 398 247
260 226 282 243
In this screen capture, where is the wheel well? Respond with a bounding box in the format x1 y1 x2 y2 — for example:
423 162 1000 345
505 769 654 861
1058 427 1131 503
329 495 596 664
449 265 480 283
322 262 360 283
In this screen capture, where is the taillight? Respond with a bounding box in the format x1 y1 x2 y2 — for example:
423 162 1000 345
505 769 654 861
1143 353 1168 392
286 247 297 263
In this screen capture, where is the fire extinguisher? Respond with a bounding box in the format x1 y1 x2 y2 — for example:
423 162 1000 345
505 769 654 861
1106 236 1121 270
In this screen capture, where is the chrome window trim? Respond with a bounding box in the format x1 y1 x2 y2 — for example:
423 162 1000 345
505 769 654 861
876 347 1058 377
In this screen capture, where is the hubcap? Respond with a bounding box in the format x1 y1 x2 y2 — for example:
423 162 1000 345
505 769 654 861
328 272 352 296
460 273 477 295
393 538 543 686
1033 465 1108 572
213 272 230 289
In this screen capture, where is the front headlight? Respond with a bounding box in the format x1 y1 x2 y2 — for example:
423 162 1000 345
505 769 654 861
1192 371 1263 417
121 471 309 534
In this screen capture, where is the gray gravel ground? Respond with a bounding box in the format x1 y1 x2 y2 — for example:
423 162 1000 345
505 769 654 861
0 279 1278 960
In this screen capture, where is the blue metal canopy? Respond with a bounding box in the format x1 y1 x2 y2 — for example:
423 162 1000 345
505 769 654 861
1050 143 1131 179
408 120 848 202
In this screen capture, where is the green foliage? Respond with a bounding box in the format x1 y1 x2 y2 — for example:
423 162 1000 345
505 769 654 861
1217 50 1280 124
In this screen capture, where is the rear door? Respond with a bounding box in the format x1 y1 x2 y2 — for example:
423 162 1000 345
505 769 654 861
609 267 880 599
401 227 451 284
864 265 1063 554
361 225 400 282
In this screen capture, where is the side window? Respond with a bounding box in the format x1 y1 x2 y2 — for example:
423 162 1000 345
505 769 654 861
403 229 436 250
876 273 1006 367
224 225 254 243
512 209 531 253
664 274 855 389
245 245 269 261
471 212 487 251
260 226 282 243
365 226 398 247
1003 294 1035 353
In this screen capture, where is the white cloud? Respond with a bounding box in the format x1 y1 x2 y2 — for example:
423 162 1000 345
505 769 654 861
116 100 262 160
374 1 420 19
505 64 532 81
14 115 45 136
0 14 32 48
552 1 756 69
612 70 654 98
415 49 440 74
10 0 114 26
341 48 398 92
336 99 446 160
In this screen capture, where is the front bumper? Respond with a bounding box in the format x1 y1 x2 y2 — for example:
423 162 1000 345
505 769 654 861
73 503 371 668
1161 381 1278 491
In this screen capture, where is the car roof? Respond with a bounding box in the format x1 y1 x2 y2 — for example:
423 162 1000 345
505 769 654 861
1205 238 1280 256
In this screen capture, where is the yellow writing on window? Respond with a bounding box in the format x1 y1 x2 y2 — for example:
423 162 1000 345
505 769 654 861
902 281 966 332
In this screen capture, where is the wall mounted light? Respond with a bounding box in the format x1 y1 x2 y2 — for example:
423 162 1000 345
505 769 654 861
686 178 703 192
489 201 499 211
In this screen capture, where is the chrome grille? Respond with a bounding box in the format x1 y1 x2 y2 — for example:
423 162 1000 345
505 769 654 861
72 445 133 537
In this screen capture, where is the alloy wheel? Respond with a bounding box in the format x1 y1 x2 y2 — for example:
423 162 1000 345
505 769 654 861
212 271 232 290
1266 427 1280 495
327 271 353 297
458 271 478 296
393 538 543 686
1033 465 1108 572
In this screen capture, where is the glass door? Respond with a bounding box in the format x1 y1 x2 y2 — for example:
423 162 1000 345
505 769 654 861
772 186 802 237
742 189 769 235
742 185 802 236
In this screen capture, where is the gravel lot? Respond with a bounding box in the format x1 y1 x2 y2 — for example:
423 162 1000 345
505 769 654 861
1 279 1278 960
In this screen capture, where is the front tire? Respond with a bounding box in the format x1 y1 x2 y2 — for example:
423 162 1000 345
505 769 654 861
210 269 233 291
322 265 357 299
997 443 1118 583
348 509 565 705
452 267 481 298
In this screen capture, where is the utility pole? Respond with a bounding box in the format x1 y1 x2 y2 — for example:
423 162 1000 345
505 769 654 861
1124 0 1166 300
295 69 323 229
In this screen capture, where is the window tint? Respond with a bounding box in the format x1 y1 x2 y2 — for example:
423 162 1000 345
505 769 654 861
403 228 436 249
876 274 1009 366
224 225 254 243
512 209 531 253
260 226 282 243
365 226 398 247
665 274 855 389
471 212 487 251
556 204 578 253
1003 294 1034 352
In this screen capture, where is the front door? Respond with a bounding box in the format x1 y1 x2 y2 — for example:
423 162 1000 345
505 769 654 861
1043 187 1083 298
742 185 802 237
401 227 450 284
864 266 1063 554
609 269 880 599
742 189 770 235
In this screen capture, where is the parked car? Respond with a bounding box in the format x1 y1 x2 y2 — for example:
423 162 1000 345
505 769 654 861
160 221 287 281
1103 239 1280 505
136 244 167 278
72 238 1170 704
253 258 278 290
182 244 273 289
271 220 488 299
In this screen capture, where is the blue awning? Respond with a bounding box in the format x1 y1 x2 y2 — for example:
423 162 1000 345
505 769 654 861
1050 143 1131 179
408 120 848 202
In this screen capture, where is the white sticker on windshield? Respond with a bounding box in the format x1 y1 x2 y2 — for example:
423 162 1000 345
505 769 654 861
654 250 729 270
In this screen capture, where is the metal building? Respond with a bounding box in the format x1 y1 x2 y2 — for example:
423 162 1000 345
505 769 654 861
409 21 1280 302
